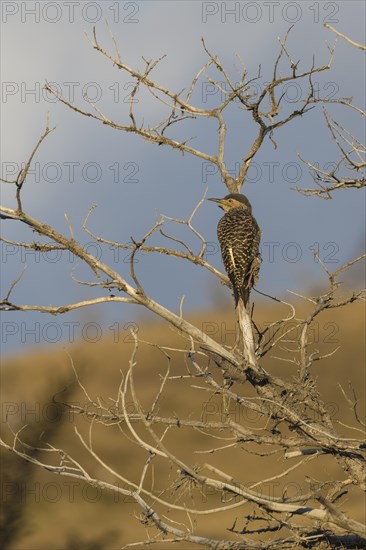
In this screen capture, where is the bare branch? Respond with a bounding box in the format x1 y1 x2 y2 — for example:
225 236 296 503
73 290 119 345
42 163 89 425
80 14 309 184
324 24 366 50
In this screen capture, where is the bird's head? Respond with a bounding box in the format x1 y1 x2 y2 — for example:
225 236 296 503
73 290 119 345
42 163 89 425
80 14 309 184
208 193 252 213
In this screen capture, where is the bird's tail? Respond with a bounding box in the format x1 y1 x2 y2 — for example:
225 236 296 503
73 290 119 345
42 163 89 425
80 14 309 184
235 255 261 309
234 286 249 309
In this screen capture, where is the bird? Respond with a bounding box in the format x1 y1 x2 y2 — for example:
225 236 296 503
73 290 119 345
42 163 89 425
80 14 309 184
208 193 261 308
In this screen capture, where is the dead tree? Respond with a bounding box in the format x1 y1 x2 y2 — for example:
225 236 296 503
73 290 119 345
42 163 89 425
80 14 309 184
1 27 365 548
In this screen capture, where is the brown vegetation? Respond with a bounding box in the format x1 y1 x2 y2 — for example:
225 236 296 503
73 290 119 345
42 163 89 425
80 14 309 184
1 300 365 549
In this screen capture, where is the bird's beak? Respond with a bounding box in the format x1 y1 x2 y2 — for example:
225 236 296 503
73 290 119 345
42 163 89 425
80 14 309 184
207 198 221 204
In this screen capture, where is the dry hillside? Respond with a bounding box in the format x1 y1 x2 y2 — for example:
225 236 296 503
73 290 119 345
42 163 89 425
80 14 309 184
1 300 365 549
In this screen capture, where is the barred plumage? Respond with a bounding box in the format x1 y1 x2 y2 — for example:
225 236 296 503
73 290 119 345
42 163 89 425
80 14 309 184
209 193 261 307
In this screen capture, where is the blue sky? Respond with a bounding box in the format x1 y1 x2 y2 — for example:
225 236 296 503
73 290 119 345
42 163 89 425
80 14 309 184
1 1 365 355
